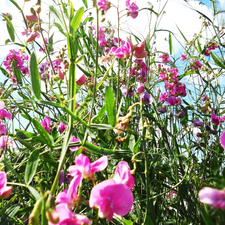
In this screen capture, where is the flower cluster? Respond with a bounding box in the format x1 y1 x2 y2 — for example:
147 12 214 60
204 42 218 56
53 154 134 223
3 50 29 83
0 101 13 152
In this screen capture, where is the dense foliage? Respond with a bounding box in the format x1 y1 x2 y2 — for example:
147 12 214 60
1 0 225 224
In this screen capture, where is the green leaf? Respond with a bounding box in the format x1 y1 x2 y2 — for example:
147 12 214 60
27 186 41 200
105 86 116 127
3 15 15 42
129 135 135 151
210 155 219 175
5 39 11 44
70 7 84 36
54 22 66 36
25 150 39 185
16 131 35 151
176 25 188 42
32 118 54 147
47 34 53 54
133 137 142 153
123 219 133 225
0 205 20 225
49 5 66 32
197 204 214 225
211 52 225 69
82 0 88 8
169 32 172 55
9 0 21 10
12 59 22 85
30 52 41 100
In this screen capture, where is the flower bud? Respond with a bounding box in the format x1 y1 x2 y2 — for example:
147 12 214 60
76 74 86 85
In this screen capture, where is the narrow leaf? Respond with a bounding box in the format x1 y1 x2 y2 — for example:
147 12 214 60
211 52 225 69
32 118 54 147
27 186 41 200
3 16 15 42
70 7 84 36
25 150 39 185
105 86 116 127
30 52 41 100
82 0 88 8
12 59 22 85
169 32 172 55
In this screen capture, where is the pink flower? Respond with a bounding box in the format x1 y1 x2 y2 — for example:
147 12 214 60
98 0 111 13
48 203 91 225
76 74 86 85
193 119 204 127
180 54 188 61
159 53 170 64
136 83 145 93
126 0 139 19
0 109 12 120
0 172 12 199
59 121 67 133
134 41 148 58
199 187 225 209
211 113 220 126
201 94 208 101
0 101 5 110
113 161 134 189
57 68 64 80
56 175 82 209
40 116 51 133
68 154 108 180
89 179 133 221
166 97 181 106
0 135 13 150
26 30 39 43
0 122 6 135
220 131 225 150
69 136 80 152
26 13 38 23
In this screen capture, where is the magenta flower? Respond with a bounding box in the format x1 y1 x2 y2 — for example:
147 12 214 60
220 131 225 150
69 154 108 180
211 113 220 126
0 172 12 199
69 136 80 152
201 94 208 101
56 175 82 209
59 121 67 133
136 83 145 93
199 187 225 209
180 54 188 61
40 116 51 133
166 97 181 106
0 135 13 150
26 30 39 43
89 179 133 221
126 0 139 19
0 109 12 120
98 0 111 14
113 161 134 189
0 122 6 135
49 203 91 225
159 53 170 64
193 119 204 127
134 41 148 58
157 106 167 114
76 74 86 85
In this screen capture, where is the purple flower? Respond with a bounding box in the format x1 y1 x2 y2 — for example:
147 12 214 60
98 0 111 14
211 113 220 126
199 187 225 209
201 94 208 101
166 97 181 106
0 109 12 120
157 106 167 113
177 110 185 118
140 92 153 105
193 119 204 127
40 116 51 133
